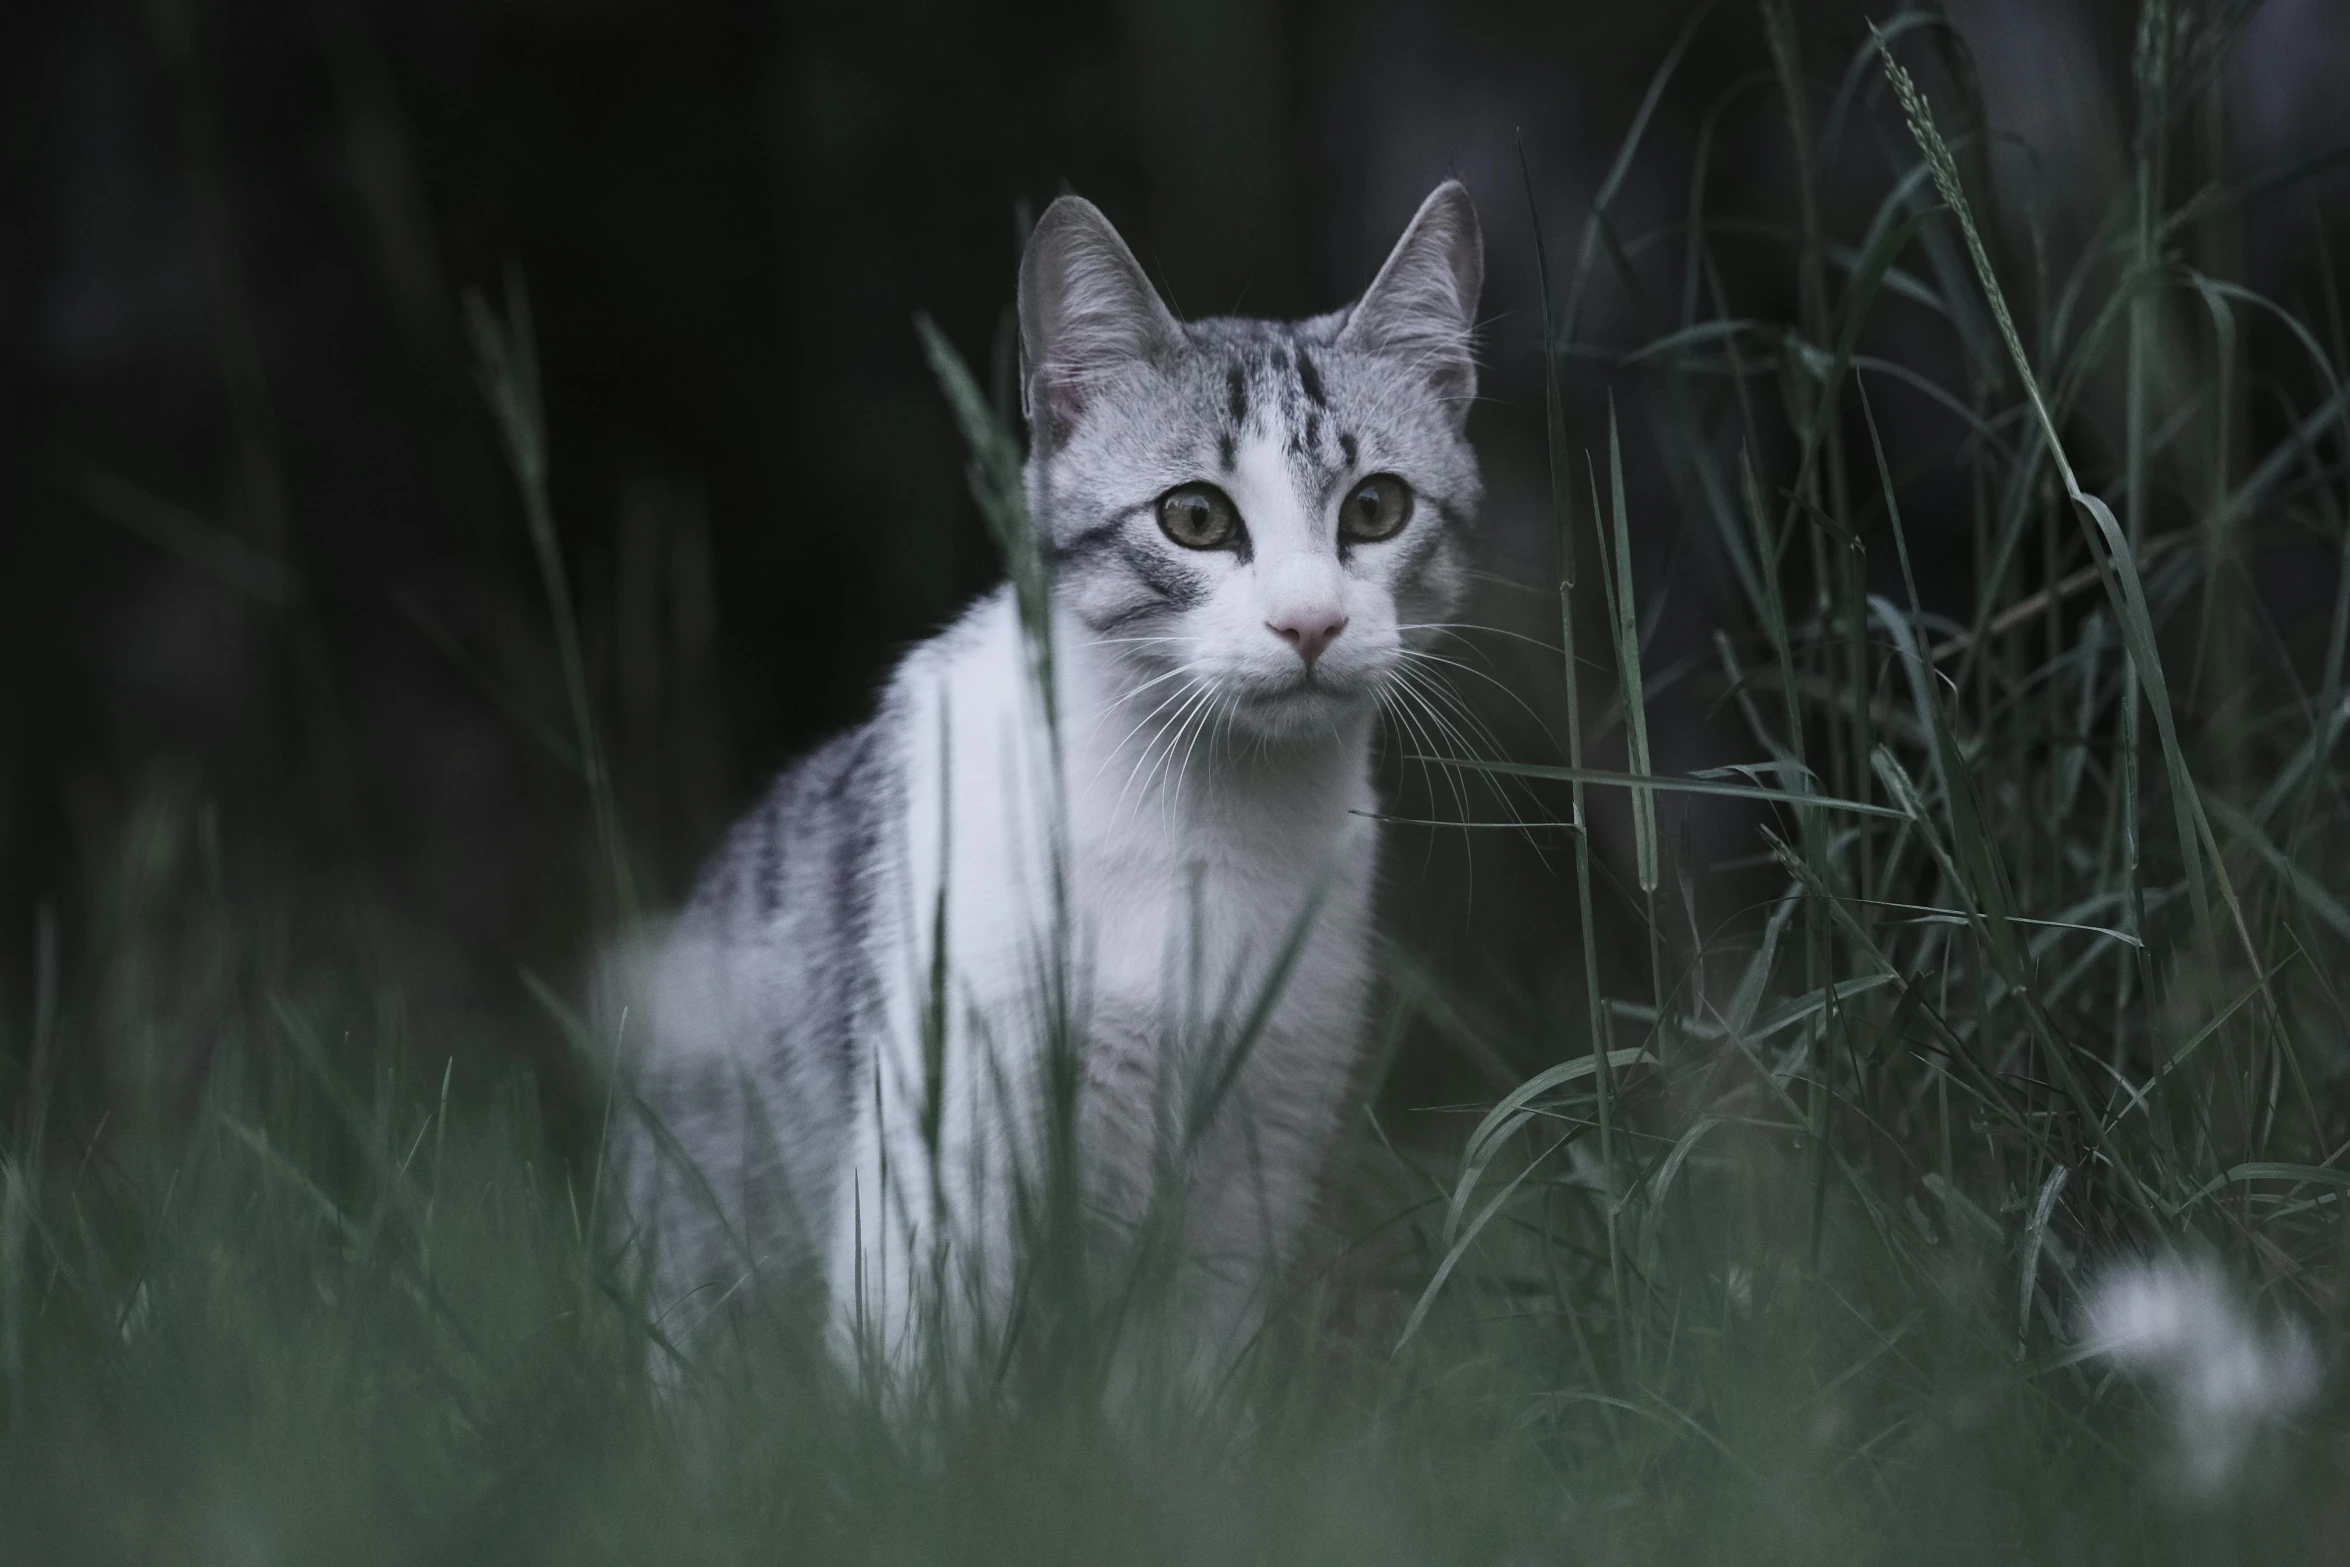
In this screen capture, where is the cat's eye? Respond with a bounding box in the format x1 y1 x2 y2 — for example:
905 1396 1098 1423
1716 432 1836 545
1340 474 1413 543
1157 483 1242 550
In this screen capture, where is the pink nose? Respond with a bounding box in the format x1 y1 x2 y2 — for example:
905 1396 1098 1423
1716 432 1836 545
1268 611 1347 668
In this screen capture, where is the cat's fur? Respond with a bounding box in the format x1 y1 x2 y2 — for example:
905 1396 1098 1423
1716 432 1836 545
615 182 1483 1373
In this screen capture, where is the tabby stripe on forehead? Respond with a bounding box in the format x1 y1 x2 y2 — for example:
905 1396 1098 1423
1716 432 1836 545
1339 432 1357 468
1295 348 1326 407
1227 366 1248 426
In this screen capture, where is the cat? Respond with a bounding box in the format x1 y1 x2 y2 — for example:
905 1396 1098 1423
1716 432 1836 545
613 180 1483 1381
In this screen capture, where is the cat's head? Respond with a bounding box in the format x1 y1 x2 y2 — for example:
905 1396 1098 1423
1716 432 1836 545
1018 182 1483 743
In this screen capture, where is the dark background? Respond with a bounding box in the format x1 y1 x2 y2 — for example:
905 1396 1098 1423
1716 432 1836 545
5 0 2348 1098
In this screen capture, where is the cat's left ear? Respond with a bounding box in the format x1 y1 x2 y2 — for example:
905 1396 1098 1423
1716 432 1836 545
1337 180 1483 419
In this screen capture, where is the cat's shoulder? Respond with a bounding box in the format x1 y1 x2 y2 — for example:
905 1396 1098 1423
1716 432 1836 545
893 582 1017 678
880 583 1029 721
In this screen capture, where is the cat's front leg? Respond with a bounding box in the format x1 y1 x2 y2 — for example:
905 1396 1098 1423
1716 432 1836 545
826 1006 1037 1392
1173 1022 1358 1374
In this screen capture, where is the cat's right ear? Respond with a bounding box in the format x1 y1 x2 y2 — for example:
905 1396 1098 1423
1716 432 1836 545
1019 196 1179 444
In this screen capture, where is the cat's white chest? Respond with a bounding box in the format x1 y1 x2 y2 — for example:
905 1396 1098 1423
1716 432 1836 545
894 591 1377 1038
834 588 1382 1367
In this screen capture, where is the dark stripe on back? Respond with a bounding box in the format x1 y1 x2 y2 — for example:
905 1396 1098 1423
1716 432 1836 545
756 795 787 917
829 725 882 1092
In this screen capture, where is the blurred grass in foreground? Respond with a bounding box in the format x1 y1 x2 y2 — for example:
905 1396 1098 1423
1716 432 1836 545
9 4 2350 1560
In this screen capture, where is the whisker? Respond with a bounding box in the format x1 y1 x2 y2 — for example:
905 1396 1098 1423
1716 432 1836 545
1156 682 1229 830
1393 659 1516 764
1166 686 1227 830
1380 677 1468 818
1395 647 1561 745
1079 657 1218 758
1126 680 1220 826
1101 659 1207 711
1389 665 1550 846
1461 567 1554 599
1393 621 1567 659
1390 662 1528 795
1109 689 1190 828
1097 675 1209 807
1378 681 1470 876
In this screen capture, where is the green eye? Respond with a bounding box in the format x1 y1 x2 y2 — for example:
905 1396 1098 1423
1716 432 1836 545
1157 484 1242 550
1340 473 1413 542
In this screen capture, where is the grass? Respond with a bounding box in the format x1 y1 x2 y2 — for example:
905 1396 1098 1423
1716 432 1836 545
10 4 2350 1560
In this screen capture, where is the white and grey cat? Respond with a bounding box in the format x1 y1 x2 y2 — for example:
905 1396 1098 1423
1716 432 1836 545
615 181 1483 1375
